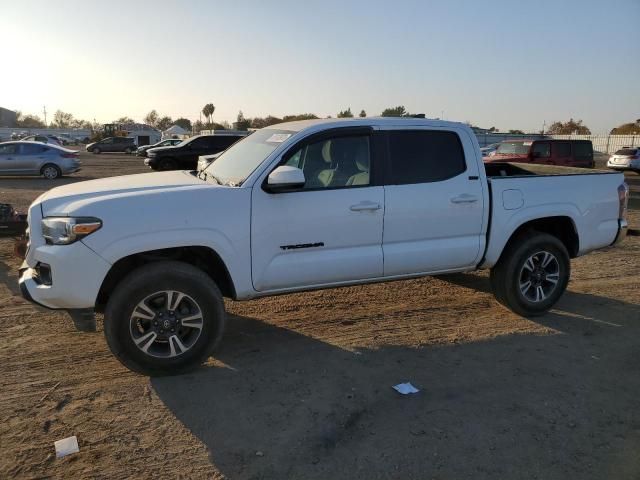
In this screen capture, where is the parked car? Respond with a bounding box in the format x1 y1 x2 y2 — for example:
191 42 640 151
480 142 501 157
11 131 29 140
0 141 80 179
196 152 224 172
607 147 640 173
58 133 81 146
485 139 594 168
145 132 249 170
18 118 628 375
21 134 62 146
136 138 183 157
86 137 137 154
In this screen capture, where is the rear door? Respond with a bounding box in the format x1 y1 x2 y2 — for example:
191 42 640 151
382 128 486 276
552 141 572 166
251 128 384 291
572 141 594 168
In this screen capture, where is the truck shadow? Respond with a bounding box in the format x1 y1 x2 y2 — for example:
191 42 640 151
152 289 640 479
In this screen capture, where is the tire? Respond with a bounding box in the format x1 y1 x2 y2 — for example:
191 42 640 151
125 147 134 154
41 164 61 180
104 261 226 376
92 147 101 154
158 158 177 171
490 231 570 317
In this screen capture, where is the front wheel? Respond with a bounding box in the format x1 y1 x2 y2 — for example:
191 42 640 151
92 147 101 154
104 261 226 375
490 232 570 317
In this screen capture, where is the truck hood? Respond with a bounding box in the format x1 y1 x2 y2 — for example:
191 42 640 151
38 171 208 216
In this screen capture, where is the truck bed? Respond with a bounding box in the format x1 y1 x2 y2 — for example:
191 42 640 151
480 163 625 268
485 162 616 178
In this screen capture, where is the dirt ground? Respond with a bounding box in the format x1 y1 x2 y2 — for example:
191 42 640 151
1 151 639 479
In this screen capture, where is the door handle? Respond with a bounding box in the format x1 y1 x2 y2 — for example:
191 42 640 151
450 194 478 204
350 201 381 212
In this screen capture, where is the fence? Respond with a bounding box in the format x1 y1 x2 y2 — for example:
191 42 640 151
475 133 640 154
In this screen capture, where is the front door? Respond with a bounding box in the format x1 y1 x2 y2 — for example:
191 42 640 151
0 143 20 174
251 131 384 291
382 128 486 276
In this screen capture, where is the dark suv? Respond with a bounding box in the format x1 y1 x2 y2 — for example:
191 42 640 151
86 137 137 154
144 133 247 171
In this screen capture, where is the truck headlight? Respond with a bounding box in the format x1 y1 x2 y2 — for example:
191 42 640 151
42 217 102 245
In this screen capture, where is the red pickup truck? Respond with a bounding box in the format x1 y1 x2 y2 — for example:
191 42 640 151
484 139 594 168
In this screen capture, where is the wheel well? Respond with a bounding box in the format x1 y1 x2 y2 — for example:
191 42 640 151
505 216 579 258
96 246 236 311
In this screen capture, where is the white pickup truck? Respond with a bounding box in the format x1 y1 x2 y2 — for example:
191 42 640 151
19 118 629 375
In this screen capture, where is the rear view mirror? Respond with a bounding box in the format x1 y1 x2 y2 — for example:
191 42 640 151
265 166 305 192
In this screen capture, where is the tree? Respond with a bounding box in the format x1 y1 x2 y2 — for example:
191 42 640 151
234 111 251 131
202 103 215 124
250 115 283 128
15 111 46 128
610 119 640 135
546 118 591 135
337 107 353 118
281 113 318 122
488 126 498 133
114 116 136 125
50 110 75 128
359 110 367 118
508 129 524 134
156 116 174 131
144 109 159 127
381 105 408 117
174 117 192 131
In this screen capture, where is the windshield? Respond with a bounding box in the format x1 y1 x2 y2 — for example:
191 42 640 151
203 129 294 186
496 142 530 155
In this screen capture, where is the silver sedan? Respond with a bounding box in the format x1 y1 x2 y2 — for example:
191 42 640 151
0 141 81 179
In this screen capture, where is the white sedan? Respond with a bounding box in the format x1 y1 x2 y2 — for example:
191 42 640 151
607 148 639 172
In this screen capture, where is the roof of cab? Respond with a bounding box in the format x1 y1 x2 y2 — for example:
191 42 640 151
268 117 466 133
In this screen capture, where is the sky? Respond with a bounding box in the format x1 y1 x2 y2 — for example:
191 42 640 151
1 0 638 133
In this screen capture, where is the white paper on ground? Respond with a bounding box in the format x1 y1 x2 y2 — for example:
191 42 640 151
54 436 79 458
392 382 420 395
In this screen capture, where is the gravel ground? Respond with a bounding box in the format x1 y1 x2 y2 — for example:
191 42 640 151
1 150 639 479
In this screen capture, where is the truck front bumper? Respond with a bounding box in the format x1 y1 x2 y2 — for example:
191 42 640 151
18 240 111 331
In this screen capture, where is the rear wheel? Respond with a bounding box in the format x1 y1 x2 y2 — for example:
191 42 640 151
41 164 61 179
125 147 134 154
104 261 226 375
490 231 569 317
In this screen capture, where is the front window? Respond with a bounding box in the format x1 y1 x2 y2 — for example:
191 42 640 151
202 129 294 186
496 142 530 155
285 135 371 189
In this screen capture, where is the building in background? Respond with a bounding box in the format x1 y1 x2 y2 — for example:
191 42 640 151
0 107 17 127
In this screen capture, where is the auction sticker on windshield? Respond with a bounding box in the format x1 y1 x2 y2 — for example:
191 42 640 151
266 133 292 143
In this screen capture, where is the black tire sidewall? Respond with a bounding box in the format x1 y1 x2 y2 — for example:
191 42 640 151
42 164 61 179
500 233 570 316
93 147 100 154
104 262 225 375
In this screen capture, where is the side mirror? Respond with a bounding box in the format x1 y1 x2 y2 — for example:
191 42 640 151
265 166 305 192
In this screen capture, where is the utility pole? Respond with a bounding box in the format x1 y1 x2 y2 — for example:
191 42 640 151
541 120 546 136
43 106 47 128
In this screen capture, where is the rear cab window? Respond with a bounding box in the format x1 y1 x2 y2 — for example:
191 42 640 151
552 141 571 157
532 142 550 158
386 130 466 184
615 148 638 156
